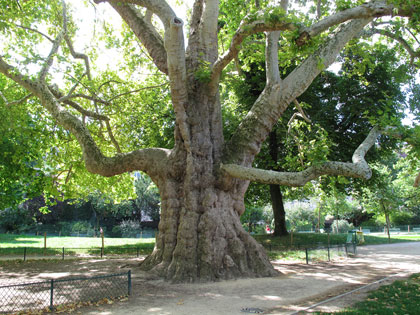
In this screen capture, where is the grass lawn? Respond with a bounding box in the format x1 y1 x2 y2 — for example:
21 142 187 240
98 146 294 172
319 273 420 314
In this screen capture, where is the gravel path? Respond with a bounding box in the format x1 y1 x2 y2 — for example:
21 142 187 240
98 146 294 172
84 242 420 315
1 242 419 314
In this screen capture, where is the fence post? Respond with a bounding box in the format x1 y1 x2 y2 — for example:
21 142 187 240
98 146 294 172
62 247 65 260
136 247 139 258
128 270 132 295
305 248 309 264
101 229 104 258
327 245 330 261
50 279 54 310
44 232 47 256
23 247 26 261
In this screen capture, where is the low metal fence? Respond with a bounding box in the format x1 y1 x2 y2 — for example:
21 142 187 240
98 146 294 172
264 242 357 264
0 271 131 314
0 246 153 261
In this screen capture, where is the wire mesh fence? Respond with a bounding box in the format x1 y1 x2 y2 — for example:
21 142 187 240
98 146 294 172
264 242 357 264
0 271 131 314
0 246 152 261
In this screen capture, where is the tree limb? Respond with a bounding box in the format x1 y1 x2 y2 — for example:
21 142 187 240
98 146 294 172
39 30 64 82
165 16 191 152
296 1 412 46
293 99 311 123
107 83 169 102
366 28 420 64
266 1 289 85
12 23 54 42
96 0 176 28
0 56 170 178
107 1 168 74
221 127 380 187
0 91 32 107
62 2 92 80
49 87 110 121
58 93 111 106
105 120 122 153
224 18 371 166
211 18 297 86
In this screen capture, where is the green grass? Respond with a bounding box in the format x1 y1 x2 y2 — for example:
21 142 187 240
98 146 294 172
0 234 155 255
318 273 420 314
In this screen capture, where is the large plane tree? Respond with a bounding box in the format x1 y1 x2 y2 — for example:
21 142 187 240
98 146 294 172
0 0 419 282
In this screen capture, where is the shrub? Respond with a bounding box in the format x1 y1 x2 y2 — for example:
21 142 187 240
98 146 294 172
331 219 354 234
118 220 141 238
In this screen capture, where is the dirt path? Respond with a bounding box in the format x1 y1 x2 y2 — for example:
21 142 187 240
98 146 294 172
1 242 419 314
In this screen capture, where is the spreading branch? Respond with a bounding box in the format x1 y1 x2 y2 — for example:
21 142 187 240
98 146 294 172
107 1 169 74
0 91 32 107
366 28 420 64
221 127 380 187
12 23 54 42
211 18 297 85
0 56 170 178
224 18 371 167
95 0 176 27
296 1 412 46
62 2 92 80
38 30 64 82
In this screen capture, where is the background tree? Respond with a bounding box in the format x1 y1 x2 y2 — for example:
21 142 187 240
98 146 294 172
1 0 419 282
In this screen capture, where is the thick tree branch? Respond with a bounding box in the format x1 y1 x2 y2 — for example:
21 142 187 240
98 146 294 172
210 18 297 86
96 0 176 28
200 0 219 63
224 18 371 166
266 0 289 85
107 1 168 74
186 0 204 58
165 16 191 151
0 56 170 177
221 127 380 187
296 1 412 46
211 18 296 82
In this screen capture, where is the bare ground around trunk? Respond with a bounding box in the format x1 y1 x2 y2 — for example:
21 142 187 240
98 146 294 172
1 242 419 314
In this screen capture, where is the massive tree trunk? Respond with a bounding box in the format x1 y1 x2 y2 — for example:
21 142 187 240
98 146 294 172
139 84 277 282
142 180 277 281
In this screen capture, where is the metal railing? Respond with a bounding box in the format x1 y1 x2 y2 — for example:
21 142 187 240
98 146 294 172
0 246 153 261
264 242 357 264
0 271 131 314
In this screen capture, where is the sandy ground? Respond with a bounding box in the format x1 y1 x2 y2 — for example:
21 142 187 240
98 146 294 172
1 242 420 314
